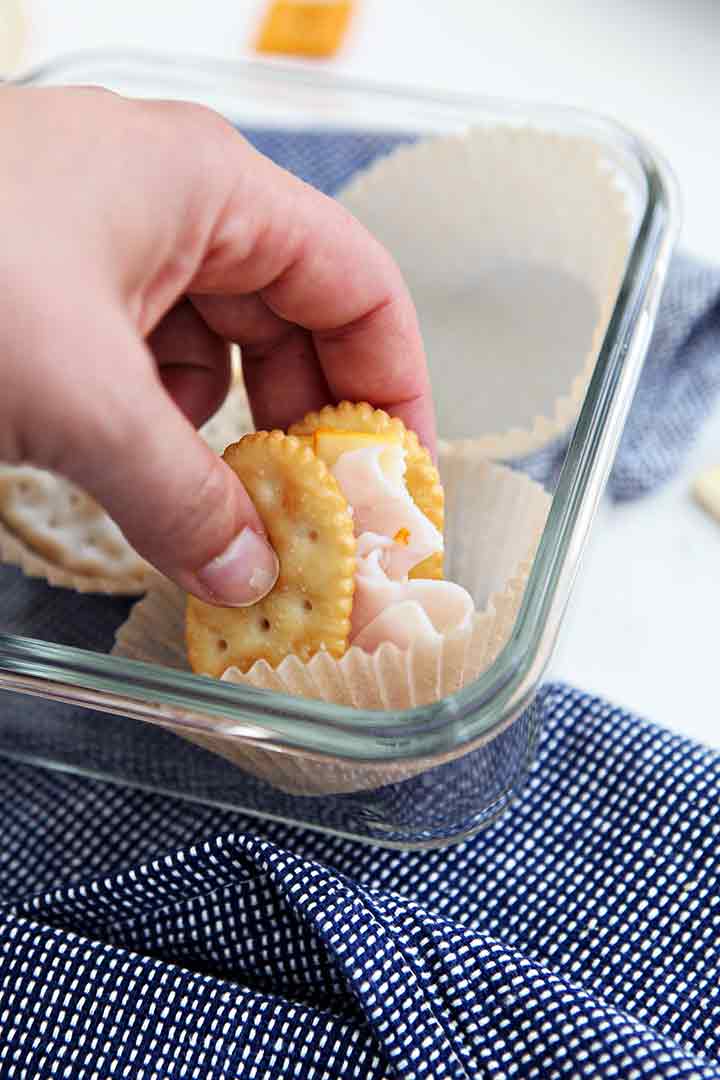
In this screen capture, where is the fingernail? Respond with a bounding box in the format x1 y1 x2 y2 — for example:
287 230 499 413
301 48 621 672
197 527 279 606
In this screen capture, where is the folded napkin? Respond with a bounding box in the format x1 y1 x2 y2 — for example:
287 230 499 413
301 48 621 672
0 683 718 1078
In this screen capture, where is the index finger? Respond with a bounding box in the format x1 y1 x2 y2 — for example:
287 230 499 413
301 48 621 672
190 137 437 455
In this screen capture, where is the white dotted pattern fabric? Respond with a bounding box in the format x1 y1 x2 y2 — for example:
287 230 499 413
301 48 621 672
0 685 718 1077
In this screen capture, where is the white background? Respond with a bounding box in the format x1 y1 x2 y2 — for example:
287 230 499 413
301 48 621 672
7 0 720 744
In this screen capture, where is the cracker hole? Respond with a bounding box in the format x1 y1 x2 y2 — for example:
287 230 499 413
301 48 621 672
304 599 313 612
259 617 271 632
309 529 319 542
217 639 228 652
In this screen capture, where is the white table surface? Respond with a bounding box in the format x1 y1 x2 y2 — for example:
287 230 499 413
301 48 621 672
9 0 720 744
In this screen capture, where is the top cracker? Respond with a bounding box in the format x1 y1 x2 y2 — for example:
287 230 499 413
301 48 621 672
186 430 356 676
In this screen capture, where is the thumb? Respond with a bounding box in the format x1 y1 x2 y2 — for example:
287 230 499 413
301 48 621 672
48 329 278 608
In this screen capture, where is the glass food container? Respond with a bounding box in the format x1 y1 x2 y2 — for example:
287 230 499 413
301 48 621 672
0 50 678 847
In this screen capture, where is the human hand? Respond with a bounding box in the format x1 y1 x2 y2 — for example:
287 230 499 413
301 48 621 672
0 86 434 605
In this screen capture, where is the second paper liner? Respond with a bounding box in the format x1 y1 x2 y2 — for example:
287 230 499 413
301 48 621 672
114 448 551 796
337 126 631 457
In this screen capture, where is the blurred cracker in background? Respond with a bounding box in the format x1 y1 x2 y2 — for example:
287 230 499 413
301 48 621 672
256 0 354 59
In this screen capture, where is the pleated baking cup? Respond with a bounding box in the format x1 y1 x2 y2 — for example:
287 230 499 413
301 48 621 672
337 127 631 457
113 453 551 794
0 374 253 596
199 370 254 453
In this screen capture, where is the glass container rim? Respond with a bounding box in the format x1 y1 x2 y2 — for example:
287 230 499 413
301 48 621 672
0 49 680 762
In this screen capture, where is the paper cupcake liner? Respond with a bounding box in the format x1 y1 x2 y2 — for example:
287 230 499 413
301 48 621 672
113 452 551 794
199 370 254 454
337 127 631 457
0 372 254 597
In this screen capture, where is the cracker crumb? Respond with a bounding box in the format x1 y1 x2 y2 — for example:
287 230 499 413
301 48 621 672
692 465 720 524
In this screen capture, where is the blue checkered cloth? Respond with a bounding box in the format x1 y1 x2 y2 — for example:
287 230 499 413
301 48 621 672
0 684 719 1077
611 253 720 498
1 131 720 1078
518 253 720 498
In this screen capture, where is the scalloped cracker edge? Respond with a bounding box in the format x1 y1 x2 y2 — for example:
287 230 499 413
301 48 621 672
186 431 356 675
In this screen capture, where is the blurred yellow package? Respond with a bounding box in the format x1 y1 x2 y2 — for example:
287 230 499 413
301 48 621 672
256 0 355 59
